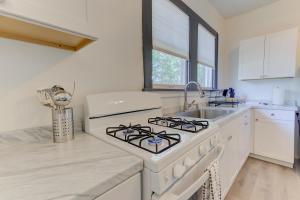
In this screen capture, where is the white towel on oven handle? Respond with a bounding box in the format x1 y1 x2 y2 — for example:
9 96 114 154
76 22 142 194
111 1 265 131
200 153 222 200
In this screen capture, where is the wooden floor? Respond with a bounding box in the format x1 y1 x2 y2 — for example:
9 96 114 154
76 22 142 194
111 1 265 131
225 158 300 200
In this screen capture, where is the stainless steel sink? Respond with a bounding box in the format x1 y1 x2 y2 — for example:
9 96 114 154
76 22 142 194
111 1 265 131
177 108 235 120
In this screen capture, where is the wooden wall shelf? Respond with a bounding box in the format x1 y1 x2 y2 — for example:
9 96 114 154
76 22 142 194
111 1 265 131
0 15 95 51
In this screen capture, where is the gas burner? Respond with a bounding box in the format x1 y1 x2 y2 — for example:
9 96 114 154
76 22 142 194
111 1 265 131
148 135 163 146
122 124 135 135
148 117 209 133
106 124 147 141
106 124 181 154
123 128 134 134
182 123 194 129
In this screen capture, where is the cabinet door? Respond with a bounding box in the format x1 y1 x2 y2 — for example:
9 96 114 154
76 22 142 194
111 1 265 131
239 112 251 166
264 28 298 78
238 36 265 80
220 123 239 199
0 0 92 36
254 119 294 163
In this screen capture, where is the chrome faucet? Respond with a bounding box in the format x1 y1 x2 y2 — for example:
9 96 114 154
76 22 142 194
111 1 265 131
183 81 205 111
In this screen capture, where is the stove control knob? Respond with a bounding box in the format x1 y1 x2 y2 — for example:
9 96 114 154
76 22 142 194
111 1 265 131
173 164 186 179
210 137 218 147
184 157 195 168
199 145 208 156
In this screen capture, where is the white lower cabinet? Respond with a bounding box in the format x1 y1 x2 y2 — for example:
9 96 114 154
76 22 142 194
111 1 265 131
95 173 141 200
220 111 252 199
219 108 295 198
238 111 251 168
220 126 238 199
254 109 295 165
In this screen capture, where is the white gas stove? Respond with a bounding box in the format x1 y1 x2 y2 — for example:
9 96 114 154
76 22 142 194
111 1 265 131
84 92 223 200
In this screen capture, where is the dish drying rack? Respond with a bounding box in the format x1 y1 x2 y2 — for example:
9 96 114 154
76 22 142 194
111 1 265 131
206 89 242 107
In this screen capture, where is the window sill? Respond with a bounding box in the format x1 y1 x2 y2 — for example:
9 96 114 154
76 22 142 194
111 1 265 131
143 88 218 92
143 88 184 92
143 89 216 100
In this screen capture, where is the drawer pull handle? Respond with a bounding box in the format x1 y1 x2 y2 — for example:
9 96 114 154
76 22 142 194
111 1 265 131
271 113 275 116
256 119 259 122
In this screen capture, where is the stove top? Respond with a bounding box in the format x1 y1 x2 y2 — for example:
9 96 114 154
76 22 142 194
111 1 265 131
106 124 181 154
148 117 209 133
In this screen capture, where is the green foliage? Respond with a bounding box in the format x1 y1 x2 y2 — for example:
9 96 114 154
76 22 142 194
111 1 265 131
151 50 213 88
197 65 206 86
152 50 186 85
197 64 213 88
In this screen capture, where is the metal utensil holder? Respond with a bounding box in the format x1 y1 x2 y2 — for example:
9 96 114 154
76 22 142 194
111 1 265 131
52 108 74 143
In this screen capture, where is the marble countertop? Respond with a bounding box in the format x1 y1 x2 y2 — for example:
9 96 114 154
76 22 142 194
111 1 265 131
0 127 143 200
208 102 298 127
245 101 298 111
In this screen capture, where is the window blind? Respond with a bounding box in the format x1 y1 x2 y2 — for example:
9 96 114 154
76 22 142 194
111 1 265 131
152 0 189 59
197 24 216 68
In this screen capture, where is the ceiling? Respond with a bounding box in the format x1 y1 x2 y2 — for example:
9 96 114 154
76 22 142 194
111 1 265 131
209 0 279 18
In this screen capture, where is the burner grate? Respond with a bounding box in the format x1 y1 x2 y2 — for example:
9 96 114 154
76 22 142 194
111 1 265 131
148 117 209 133
106 124 181 154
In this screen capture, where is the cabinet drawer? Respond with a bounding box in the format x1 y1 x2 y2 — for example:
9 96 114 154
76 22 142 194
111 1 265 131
255 109 295 121
95 173 141 200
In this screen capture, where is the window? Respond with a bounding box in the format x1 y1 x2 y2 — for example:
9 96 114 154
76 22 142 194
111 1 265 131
197 64 214 88
152 50 187 88
152 0 189 89
142 0 218 90
197 24 216 89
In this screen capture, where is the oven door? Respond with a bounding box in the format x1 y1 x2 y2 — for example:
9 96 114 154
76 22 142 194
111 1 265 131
152 145 224 200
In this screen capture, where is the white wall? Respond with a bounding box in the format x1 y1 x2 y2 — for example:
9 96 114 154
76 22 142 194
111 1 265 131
0 0 225 133
225 0 300 105
0 0 144 132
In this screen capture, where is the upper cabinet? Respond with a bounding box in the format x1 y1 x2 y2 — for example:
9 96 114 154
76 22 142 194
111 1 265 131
0 0 98 51
239 35 265 80
238 28 298 80
264 29 298 79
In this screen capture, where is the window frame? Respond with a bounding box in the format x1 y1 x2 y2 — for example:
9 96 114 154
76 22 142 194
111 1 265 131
142 0 219 91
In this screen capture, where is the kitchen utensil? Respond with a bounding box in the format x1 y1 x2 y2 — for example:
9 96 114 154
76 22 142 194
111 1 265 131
52 108 74 143
222 89 228 97
37 83 75 143
37 84 74 110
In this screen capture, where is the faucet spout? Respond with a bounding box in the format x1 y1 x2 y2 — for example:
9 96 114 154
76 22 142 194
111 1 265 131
183 81 205 111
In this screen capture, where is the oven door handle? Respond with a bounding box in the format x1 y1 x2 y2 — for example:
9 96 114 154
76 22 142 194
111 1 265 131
154 145 225 200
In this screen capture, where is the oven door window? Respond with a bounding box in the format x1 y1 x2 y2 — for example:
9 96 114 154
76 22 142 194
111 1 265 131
188 180 210 200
